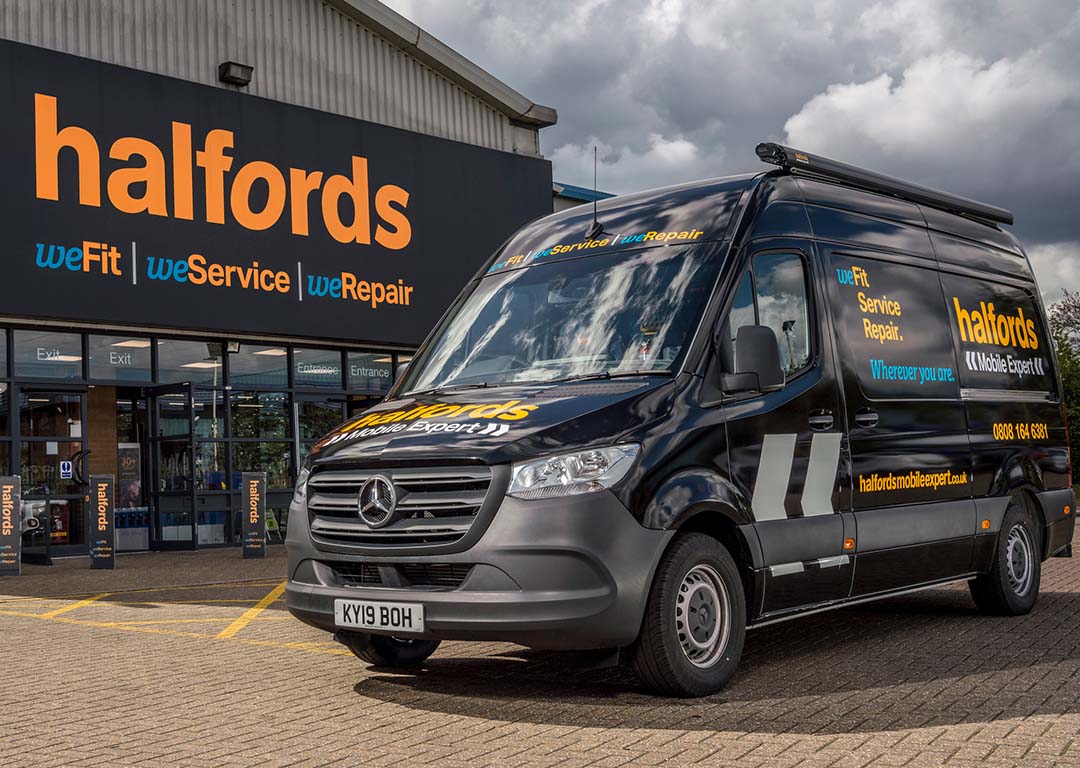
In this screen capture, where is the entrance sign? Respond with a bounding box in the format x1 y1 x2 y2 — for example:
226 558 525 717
0 477 21 576
0 38 552 346
89 475 115 570
242 473 267 559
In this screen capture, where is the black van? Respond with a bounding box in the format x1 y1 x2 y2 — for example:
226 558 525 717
285 143 1075 696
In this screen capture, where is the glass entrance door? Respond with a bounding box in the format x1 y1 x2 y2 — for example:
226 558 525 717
17 388 89 564
148 383 197 550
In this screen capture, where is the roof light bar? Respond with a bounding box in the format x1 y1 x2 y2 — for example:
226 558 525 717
755 142 1013 226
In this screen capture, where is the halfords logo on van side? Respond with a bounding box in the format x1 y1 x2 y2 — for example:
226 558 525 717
33 93 412 249
952 298 1039 350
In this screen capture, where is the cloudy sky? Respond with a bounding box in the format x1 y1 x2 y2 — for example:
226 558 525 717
384 0 1080 304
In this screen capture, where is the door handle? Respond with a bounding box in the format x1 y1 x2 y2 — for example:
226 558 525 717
808 410 834 431
854 408 879 428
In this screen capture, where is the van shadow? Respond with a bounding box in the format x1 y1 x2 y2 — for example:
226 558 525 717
353 586 1080 733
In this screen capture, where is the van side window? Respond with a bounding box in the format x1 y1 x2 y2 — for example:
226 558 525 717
719 253 811 375
755 253 811 373
940 274 1053 394
826 254 959 399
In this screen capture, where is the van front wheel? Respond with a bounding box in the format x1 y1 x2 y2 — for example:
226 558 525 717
632 533 746 697
970 500 1042 615
336 631 441 667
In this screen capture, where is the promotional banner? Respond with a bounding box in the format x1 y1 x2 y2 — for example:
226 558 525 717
0 39 552 346
0 477 20 577
242 472 267 559
89 475 116 570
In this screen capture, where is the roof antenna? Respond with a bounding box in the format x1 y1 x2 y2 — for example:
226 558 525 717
585 144 605 240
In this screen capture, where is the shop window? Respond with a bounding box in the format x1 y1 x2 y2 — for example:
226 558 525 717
227 344 289 388
20 440 83 496
0 385 9 436
0 329 8 377
193 390 226 440
196 442 228 491
20 393 81 438
298 400 345 457
157 340 224 386
13 330 82 380
348 352 393 396
232 442 292 489
88 335 152 382
294 347 343 388
231 391 289 439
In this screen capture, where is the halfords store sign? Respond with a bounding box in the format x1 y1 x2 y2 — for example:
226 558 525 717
2 39 552 345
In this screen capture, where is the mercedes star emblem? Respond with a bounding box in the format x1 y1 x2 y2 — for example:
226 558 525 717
358 475 397 528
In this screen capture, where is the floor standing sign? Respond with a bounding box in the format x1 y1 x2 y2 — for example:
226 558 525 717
89 475 115 570
242 473 267 559
0 477 20 576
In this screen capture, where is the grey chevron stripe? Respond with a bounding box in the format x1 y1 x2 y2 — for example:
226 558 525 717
801 432 842 517
750 433 796 522
751 432 841 522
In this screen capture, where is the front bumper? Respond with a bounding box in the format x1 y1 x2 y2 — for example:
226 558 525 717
285 491 672 650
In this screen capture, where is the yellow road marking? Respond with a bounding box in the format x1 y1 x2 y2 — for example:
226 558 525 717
39 592 111 619
0 579 286 604
215 581 288 639
0 606 351 657
108 616 293 627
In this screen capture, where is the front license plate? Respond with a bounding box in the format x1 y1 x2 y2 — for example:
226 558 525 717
334 599 425 634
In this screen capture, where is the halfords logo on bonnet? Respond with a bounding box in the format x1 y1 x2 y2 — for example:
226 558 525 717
316 400 538 449
34 93 411 249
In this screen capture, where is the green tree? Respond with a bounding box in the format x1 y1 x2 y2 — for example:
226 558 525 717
1049 290 1080 482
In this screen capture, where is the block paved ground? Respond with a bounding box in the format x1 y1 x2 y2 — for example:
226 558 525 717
2 545 1080 767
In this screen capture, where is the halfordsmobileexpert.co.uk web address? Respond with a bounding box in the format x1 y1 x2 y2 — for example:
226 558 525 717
858 470 968 493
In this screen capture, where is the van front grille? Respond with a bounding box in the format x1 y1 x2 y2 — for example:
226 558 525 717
307 466 492 548
330 562 473 590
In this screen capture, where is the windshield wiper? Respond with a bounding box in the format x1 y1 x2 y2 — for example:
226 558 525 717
548 370 674 384
406 381 496 397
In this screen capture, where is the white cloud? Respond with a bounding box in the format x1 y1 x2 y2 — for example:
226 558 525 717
550 133 717 194
1026 242 1080 307
383 0 1080 245
783 49 1072 167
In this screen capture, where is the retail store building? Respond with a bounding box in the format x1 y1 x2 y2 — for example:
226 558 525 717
0 0 556 561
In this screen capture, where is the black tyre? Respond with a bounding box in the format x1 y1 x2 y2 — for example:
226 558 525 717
969 498 1042 615
336 631 441 667
632 532 746 697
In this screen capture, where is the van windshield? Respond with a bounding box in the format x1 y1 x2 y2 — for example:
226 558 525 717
402 246 720 393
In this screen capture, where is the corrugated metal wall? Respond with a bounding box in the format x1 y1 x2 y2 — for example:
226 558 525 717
0 0 539 155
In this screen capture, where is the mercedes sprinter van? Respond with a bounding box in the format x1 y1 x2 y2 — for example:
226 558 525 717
286 143 1075 696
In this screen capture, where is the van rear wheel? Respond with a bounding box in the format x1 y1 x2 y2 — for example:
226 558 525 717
336 631 441 667
969 499 1041 615
632 532 746 697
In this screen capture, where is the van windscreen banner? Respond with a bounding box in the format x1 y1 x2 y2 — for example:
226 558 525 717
0 39 552 345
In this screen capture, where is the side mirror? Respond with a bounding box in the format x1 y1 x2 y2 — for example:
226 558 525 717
393 362 409 388
722 325 785 394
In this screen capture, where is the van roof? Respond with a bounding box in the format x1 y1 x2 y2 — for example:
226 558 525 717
484 174 758 275
756 142 1013 226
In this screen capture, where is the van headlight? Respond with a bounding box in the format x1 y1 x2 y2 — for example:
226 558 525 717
507 445 640 500
293 463 311 503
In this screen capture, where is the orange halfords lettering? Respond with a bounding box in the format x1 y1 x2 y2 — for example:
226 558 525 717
953 297 1038 351
345 400 540 430
33 93 412 249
